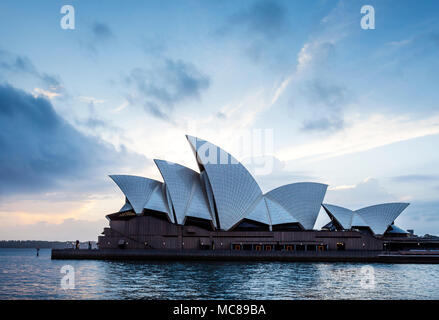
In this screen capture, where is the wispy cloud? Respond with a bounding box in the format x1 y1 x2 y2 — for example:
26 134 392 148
277 113 439 162
325 177 396 209
112 100 129 113
78 96 105 104
391 174 439 183
223 1 289 39
0 50 63 92
32 87 61 100
81 22 115 55
217 0 291 62
125 59 210 122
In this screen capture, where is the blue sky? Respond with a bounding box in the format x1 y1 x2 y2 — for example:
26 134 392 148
0 0 438 240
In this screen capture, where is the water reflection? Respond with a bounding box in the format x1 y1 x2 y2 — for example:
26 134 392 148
1 249 439 299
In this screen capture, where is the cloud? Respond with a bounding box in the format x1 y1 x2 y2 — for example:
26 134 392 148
0 218 107 241
226 1 288 39
301 117 344 132
277 113 439 162
32 88 61 100
257 3 356 131
397 200 439 236
324 178 439 235
218 1 290 62
81 22 114 54
248 155 317 193
0 50 63 90
0 84 147 196
296 41 336 75
125 59 210 122
325 178 396 209
78 96 105 104
92 22 113 41
391 174 439 183
291 41 350 133
387 39 412 47
300 80 348 132
140 36 167 56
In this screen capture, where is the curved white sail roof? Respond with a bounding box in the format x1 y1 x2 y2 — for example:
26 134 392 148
386 224 408 234
143 182 173 222
154 159 213 225
264 197 298 226
119 200 133 212
265 182 328 230
110 175 160 214
355 203 409 235
243 197 271 226
322 204 355 229
351 212 369 228
186 135 263 230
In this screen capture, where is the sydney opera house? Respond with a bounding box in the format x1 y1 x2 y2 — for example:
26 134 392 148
98 135 422 252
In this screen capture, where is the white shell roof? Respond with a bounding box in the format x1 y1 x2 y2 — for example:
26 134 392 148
109 136 345 232
355 203 409 235
351 212 369 228
322 202 409 234
264 197 298 226
119 201 133 212
144 182 173 222
387 224 408 234
154 159 213 225
186 135 263 231
244 197 271 226
110 175 160 214
322 204 355 229
265 182 328 230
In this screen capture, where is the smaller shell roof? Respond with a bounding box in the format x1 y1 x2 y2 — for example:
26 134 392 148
110 175 161 214
322 202 409 235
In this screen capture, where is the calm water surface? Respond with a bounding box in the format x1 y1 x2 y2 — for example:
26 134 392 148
0 248 438 299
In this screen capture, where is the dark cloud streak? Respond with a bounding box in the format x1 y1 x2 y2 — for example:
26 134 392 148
0 84 146 196
0 50 62 89
217 1 291 62
300 80 348 132
125 59 210 122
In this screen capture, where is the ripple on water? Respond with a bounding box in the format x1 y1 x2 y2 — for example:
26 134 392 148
1 249 439 299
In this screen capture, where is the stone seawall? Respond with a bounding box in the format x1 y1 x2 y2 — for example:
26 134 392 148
51 249 439 264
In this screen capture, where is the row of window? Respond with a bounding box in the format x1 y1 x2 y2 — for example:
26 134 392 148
231 243 329 252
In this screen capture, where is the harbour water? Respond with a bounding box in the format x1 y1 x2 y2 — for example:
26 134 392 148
1 248 438 299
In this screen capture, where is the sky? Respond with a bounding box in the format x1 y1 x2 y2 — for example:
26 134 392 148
0 0 438 240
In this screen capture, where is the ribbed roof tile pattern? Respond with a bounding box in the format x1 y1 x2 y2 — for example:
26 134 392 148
119 201 133 212
322 204 354 229
155 159 212 225
265 182 328 230
264 197 298 225
244 197 271 225
351 212 368 228
144 182 172 221
356 203 409 235
110 175 159 214
322 202 409 234
186 135 263 230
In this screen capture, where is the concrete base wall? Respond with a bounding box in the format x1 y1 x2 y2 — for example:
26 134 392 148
98 214 383 251
52 248 439 264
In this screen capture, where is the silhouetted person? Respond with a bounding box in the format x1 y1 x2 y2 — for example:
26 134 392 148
36 247 40 257
75 240 80 250
88 241 92 250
